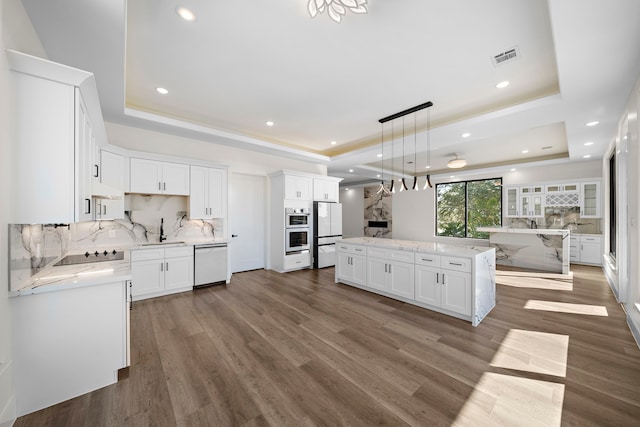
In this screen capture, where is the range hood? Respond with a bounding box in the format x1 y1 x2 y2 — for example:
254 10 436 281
91 181 123 199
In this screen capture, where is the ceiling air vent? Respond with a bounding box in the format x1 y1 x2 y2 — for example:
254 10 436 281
491 46 520 66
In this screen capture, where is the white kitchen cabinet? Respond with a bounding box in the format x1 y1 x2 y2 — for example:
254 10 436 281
580 181 601 218
285 175 312 201
95 150 125 220
415 254 471 316
545 183 579 194
336 244 366 286
313 178 339 202
570 235 602 265
520 185 544 195
11 280 129 416
8 51 107 224
504 186 520 217
130 158 189 195
366 247 415 299
520 194 545 218
131 246 194 300
189 166 227 219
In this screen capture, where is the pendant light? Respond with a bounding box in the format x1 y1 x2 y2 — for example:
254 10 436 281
412 111 419 190
390 119 395 193
376 120 390 195
400 117 408 192
424 106 433 189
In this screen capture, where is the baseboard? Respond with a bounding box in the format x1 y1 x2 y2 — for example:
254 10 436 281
627 314 640 350
0 362 16 427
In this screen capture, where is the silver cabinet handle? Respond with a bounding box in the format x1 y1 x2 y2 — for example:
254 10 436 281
85 198 91 215
163 182 166 190
388 264 391 274
160 262 164 272
158 182 162 191
94 164 99 178
436 272 439 283
355 248 363 252
449 262 463 266
165 262 169 271
103 205 107 215
384 263 387 273
442 274 446 285
422 258 433 262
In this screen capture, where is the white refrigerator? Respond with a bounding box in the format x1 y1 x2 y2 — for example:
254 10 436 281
313 201 343 268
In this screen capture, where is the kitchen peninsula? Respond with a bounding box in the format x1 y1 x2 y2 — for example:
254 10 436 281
477 227 570 275
335 237 496 326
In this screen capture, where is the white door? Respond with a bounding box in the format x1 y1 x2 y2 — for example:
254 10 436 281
230 173 266 272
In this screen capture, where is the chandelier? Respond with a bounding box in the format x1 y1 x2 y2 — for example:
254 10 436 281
308 0 368 23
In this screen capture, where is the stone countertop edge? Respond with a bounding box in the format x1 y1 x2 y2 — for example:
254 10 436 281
337 237 495 256
476 227 570 235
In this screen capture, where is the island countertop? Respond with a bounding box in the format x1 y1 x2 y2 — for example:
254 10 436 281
337 237 495 257
477 226 570 236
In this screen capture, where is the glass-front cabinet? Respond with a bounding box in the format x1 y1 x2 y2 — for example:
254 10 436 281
504 186 520 217
581 181 601 218
521 194 545 218
545 183 579 193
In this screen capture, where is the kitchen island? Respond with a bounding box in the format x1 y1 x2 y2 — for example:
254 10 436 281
477 227 570 275
335 237 496 326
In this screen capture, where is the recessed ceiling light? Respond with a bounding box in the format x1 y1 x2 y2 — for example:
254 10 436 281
425 166 431 169
583 154 592 158
450 176 455 179
510 168 516 172
496 81 510 89
586 121 599 127
461 132 471 138
522 150 529 154
345 188 349 191
377 153 382 158
348 169 354 173
376 174 381 178
176 7 196 22
156 87 168 95
265 121 274 126
331 141 337 145
584 142 594 146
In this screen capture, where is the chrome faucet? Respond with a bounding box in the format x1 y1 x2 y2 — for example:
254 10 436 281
530 219 537 229
160 218 167 242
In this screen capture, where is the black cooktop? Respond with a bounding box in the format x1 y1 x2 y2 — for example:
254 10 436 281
54 250 124 266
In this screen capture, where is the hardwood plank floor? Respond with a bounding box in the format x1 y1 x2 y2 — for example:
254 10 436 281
14 264 640 426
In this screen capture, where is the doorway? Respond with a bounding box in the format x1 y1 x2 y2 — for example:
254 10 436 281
229 173 266 273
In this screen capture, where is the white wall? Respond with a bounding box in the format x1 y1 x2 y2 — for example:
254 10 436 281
105 122 327 177
340 187 364 238
1 1 47 425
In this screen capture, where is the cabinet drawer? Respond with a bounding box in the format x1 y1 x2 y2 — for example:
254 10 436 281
580 236 601 243
284 252 310 270
367 246 389 259
165 246 193 258
389 249 414 263
569 236 579 243
336 243 365 255
441 256 471 273
415 253 441 267
131 248 164 262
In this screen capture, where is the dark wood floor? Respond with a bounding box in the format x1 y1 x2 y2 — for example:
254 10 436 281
15 265 640 426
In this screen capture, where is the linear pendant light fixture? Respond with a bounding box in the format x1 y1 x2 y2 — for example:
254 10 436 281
378 101 433 194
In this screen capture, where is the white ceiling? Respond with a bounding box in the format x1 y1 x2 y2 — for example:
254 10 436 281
21 0 640 185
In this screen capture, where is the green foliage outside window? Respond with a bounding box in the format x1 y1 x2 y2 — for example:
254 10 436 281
436 178 502 239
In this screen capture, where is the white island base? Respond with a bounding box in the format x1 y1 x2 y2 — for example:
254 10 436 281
335 238 496 326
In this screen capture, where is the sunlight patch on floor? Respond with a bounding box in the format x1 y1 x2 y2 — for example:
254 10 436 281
525 300 608 316
490 329 569 377
453 372 564 427
496 270 573 291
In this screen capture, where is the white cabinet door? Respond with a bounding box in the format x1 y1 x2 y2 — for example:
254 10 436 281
521 194 544 218
415 265 441 306
164 256 194 290
285 175 312 200
336 252 352 281
504 186 519 217
352 255 366 286
581 181 601 218
130 158 163 194
75 92 94 222
162 162 190 195
207 167 225 218
189 165 209 219
388 261 415 299
313 179 339 202
367 258 389 292
580 242 601 264
441 270 472 316
131 259 164 297
98 150 125 220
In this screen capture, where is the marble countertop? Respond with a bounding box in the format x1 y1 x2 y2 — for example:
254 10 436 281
337 237 494 257
129 237 228 250
477 226 570 236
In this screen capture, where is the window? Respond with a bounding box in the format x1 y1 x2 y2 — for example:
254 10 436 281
609 152 616 259
436 178 502 239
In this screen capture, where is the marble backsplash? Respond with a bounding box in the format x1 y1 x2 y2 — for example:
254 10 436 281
506 206 601 235
9 194 223 291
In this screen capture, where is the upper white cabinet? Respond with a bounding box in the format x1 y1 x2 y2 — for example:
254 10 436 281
285 175 312 201
95 150 125 220
189 166 227 219
520 193 545 218
580 181 601 218
313 178 340 202
8 50 107 224
130 158 189 195
545 183 579 194
520 185 544 195
504 186 520 218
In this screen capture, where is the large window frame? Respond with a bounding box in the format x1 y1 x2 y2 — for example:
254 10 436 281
435 177 503 239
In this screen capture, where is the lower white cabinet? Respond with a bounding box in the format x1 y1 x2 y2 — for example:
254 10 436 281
336 244 366 286
131 246 194 300
415 255 472 316
570 235 602 265
367 256 414 299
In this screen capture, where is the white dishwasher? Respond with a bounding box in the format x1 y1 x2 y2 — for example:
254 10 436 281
194 243 228 288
